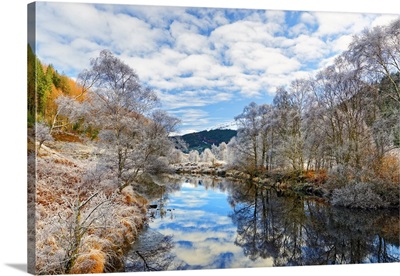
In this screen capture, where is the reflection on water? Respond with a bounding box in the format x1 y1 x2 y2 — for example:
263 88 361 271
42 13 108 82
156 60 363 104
125 176 400 271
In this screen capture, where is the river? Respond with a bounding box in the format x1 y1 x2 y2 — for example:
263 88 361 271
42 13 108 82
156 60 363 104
125 175 400 272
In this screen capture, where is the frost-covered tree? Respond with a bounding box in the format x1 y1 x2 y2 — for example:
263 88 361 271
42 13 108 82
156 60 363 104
346 18 400 103
346 18 400 153
35 121 53 153
228 102 275 173
200 148 216 164
217 142 228 161
234 102 261 171
130 110 181 177
188 150 200 163
271 79 313 172
78 50 159 189
211 144 219 160
52 95 90 133
313 56 375 181
55 50 180 190
226 18 400 208
169 149 188 164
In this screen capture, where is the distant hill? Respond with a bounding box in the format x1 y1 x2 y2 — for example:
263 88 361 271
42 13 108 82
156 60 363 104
172 129 237 153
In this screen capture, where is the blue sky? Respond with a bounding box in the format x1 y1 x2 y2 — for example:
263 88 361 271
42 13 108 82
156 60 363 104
34 1 399 135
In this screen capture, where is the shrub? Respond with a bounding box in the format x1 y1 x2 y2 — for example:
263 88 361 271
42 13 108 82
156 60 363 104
376 155 400 183
303 169 328 185
331 182 389 209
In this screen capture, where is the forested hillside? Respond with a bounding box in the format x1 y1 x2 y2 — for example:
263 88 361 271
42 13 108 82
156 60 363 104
173 129 237 152
27 45 86 129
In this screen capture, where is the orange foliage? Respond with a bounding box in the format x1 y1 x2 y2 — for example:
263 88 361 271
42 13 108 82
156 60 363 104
42 63 86 126
303 169 328 185
52 132 83 143
45 85 63 119
67 78 86 101
375 155 400 183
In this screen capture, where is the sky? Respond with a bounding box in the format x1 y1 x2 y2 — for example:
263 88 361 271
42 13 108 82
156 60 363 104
33 1 399 135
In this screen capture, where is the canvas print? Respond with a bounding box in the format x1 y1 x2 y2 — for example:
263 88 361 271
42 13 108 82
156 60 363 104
27 1 400 274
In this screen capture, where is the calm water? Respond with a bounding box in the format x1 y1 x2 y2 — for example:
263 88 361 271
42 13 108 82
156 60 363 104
125 176 400 272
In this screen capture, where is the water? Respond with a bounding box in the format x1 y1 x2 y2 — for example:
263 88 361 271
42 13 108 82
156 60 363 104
125 176 400 272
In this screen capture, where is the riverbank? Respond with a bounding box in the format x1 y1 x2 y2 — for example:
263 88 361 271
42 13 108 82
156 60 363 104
173 163 329 197
29 133 149 274
172 161 399 208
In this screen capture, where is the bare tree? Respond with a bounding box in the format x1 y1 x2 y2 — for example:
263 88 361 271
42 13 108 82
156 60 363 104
346 18 400 103
271 79 312 172
188 150 200 163
35 121 54 153
62 192 111 273
200 148 216 164
74 50 162 190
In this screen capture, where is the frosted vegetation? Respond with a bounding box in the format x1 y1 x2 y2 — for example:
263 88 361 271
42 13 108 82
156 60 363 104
29 50 180 274
29 18 399 274
172 19 400 209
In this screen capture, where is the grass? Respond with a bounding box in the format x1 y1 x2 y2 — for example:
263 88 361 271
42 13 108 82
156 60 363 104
32 136 148 274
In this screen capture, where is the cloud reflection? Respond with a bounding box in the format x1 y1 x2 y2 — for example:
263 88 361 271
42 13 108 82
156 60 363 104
148 181 273 269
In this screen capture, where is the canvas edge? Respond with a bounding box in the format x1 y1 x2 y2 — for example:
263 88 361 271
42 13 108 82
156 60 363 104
27 2 37 275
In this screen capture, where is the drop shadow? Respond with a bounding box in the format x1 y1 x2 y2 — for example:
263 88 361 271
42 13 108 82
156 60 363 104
6 263 27 273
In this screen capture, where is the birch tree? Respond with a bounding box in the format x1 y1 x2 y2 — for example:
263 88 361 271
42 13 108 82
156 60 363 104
57 50 181 190
233 102 273 174
346 18 400 103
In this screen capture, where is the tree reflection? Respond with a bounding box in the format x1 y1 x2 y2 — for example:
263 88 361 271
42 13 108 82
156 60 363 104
125 229 178 271
228 182 400 266
182 175 231 192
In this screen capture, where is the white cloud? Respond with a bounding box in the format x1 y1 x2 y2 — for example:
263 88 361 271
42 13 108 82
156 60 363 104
264 10 286 31
178 54 216 75
300 12 317 26
371 14 400 28
331 34 353 53
210 20 276 49
156 91 210 109
125 48 186 82
314 12 373 37
174 32 211 54
290 34 328 61
170 109 210 126
228 42 301 73
106 13 169 55
288 23 311 37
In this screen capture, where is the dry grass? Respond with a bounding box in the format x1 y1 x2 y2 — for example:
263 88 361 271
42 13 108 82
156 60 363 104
70 250 106 274
32 140 148 274
52 132 83 143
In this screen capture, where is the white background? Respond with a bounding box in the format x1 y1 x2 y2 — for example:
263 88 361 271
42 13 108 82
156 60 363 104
0 1 398 275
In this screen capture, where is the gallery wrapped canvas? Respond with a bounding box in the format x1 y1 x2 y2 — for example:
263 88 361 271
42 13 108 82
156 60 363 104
27 0 400 275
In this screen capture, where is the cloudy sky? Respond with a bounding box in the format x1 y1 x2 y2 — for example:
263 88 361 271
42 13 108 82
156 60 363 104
33 1 399 134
